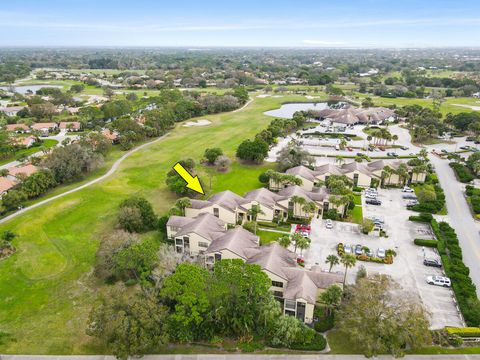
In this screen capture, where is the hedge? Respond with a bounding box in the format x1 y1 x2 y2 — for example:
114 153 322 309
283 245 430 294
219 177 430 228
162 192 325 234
414 238 438 247
465 185 480 216
450 163 475 183
446 327 480 338
411 185 445 214
314 314 335 332
289 332 327 351
431 219 480 326
409 213 433 222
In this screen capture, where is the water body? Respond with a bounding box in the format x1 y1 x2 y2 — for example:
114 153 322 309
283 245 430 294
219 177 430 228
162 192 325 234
264 102 329 119
0 84 63 94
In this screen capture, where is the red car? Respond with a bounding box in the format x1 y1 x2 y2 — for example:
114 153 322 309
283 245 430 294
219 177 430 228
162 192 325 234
347 147 353 152
295 224 311 235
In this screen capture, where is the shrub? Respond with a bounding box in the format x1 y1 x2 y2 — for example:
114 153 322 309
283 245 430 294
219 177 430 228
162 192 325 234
314 314 335 332
289 332 326 351
237 341 264 352
446 327 480 337
450 163 475 183
119 196 158 233
409 213 433 222
204 147 223 164
414 239 438 247
323 209 338 220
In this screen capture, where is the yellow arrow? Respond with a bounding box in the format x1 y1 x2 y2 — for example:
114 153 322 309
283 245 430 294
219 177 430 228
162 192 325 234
173 162 205 195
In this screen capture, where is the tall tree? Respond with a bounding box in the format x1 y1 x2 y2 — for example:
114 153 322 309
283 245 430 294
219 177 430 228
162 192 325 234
340 254 356 286
325 254 340 272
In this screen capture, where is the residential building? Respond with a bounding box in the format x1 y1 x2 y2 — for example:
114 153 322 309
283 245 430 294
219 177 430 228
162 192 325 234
0 106 26 117
30 122 58 135
0 177 16 198
5 124 30 133
11 135 37 148
166 212 227 255
8 164 39 179
59 121 81 131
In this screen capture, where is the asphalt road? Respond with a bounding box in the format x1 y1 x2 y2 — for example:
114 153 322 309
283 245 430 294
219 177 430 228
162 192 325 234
429 154 480 297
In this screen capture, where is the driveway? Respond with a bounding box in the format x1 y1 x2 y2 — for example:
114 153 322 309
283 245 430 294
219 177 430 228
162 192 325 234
304 188 464 329
429 154 480 297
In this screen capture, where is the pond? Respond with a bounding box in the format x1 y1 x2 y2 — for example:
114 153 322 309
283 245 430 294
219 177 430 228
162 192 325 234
264 102 329 119
0 84 63 94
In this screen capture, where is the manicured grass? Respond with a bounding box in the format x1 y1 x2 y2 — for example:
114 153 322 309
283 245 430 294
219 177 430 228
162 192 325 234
353 194 362 205
256 230 285 245
0 93 312 354
0 139 58 166
350 205 363 224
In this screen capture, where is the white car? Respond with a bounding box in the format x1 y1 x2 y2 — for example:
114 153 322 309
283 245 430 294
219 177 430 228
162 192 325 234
377 248 386 258
426 275 451 287
325 219 333 229
344 244 353 254
365 193 377 199
402 186 414 193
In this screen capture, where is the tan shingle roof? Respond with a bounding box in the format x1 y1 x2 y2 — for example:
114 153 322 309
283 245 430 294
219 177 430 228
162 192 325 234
0 177 15 194
5 124 29 132
277 185 327 203
207 190 246 211
206 227 259 258
243 187 282 209
286 165 317 182
314 163 344 176
245 242 298 279
31 122 57 130
173 213 226 241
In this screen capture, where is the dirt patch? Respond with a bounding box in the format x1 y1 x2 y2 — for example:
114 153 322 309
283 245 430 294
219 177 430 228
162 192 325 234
182 119 211 127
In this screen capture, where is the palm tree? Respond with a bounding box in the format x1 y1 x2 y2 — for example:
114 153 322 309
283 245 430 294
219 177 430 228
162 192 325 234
391 134 399 147
339 138 348 150
319 284 343 316
340 254 357 286
325 254 340 272
418 148 429 162
290 195 306 218
302 201 317 220
247 204 265 234
174 197 191 216
381 166 393 187
395 163 410 186
295 235 311 255
278 235 291 248
291 232 304 252
335 155 345 166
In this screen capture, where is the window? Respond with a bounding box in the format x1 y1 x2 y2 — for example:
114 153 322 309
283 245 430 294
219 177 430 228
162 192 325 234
213 207 219 218
273 291 283 298
175 238 183 245
285 299 296 311
271 281 283 288
198 241 209 248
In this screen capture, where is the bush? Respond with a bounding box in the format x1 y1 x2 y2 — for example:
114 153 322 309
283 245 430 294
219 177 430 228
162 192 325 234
237 341 264 352
450 163 475 183
446 327 480 337
409 213 433 222
414 238 438 247
204 148 223 164
289 332 326 351
314 314 335 332
323 209 338 220
118 196 158 233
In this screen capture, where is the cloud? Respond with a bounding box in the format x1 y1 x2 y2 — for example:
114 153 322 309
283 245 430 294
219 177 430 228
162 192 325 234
302 39 347 45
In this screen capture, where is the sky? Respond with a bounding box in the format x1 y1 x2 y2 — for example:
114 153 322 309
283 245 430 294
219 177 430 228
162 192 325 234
1 0 480 48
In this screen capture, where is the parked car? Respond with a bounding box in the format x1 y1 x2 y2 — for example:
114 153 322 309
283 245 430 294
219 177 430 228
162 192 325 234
325 219 333 229
366 198 382 205
347 147 353 152
426 275 451 287
355 244 363 255
402 186 414 193
368 146 374 151
441 149 448 153
366 249 374 257
402 194 417 200
356 152 365 157
401 146 409 150
365 193 377 199
345 137 352 141
423 258 442 268
296 224 311 232
466 136 475 142
377 248 386 258
344 244 353 254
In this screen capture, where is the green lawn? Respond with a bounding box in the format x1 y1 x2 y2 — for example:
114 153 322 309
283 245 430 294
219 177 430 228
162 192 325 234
0 139 58 166
256 230 285 245
350 205 363 224
0 93 312 354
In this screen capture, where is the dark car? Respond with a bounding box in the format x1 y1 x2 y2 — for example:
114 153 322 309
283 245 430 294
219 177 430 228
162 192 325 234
356 152 364 157
368 146 374 151
401 146 409 150
346 137 352 141
366 199 382 205
423 258 442 268
355 244 363 255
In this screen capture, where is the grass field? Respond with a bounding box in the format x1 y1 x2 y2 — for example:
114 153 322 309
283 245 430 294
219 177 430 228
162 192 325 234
257 230 285 245
0 93 312 354
0 139 58 166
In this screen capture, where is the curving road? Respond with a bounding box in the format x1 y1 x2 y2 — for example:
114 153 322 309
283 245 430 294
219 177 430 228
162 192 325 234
0 134 168 225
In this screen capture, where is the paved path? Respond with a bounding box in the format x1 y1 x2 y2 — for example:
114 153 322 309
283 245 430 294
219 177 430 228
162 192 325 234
0 134 168 225
429 154 480 296
2 354 480 359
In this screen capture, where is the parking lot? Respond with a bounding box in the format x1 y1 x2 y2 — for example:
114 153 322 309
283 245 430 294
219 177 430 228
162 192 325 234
304 188 464 329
